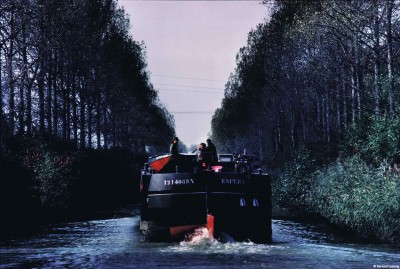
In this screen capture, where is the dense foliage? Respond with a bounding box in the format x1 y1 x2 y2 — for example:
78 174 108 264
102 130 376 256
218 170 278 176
211 0 400 167
0 0 175 226
211 0 400 243
311 155 400 244
274 151 400 244
0 0 175 153
0 136 143 227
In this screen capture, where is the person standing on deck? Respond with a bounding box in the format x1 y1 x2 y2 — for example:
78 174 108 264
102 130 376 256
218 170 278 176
206 138 218 163
170 136 179 157
169 136 181 172
196 143 207 163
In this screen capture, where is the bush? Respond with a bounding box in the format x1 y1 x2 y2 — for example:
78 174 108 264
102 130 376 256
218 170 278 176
310 155 400 243
0 135 145 226
31 146 75 209
273 148 400 244
273 146 315 213
345 114 400 165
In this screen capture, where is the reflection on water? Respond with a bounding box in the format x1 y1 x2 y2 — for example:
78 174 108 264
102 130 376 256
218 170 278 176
0 210 399 269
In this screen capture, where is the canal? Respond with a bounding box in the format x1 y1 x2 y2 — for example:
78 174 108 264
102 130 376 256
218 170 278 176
0 206 399 268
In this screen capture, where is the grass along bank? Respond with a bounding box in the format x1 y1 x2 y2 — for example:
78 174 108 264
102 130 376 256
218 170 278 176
273 151 400 245
0 136 145 229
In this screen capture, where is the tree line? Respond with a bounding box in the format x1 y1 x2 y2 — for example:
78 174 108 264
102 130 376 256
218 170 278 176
0 0 175 154
211 0 400 167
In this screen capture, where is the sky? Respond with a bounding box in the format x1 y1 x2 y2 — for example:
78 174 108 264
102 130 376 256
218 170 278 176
118 0 268 147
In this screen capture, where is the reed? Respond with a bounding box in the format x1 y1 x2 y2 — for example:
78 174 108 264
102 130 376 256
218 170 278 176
274 152 400 244
310 155 400 243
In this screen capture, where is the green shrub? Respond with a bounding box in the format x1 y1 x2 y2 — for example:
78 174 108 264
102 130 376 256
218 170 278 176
345 114 400 165
273 148 400 244
273 146 315 213
31 146 74 209
310 155 400 243
1 135 144 225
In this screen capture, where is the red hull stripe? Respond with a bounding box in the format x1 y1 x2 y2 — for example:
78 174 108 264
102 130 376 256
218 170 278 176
169 225 204 238
207 214 214 238
149 155 172 172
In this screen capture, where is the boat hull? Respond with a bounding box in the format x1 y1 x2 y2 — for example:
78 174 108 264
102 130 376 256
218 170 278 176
140 172 271 243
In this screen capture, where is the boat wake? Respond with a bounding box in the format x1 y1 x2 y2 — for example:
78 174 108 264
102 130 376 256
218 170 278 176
182 227 217 246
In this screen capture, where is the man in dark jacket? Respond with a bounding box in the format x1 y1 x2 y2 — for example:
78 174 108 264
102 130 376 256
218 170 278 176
170 136 179 157
206 138 218 163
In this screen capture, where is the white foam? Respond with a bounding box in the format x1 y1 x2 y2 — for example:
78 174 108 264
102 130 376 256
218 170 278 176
181 227 217 247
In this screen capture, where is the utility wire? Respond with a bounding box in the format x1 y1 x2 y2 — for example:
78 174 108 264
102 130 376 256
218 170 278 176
152 74 226 83
154 83 224 91
171 111 215 114
158 88 224 94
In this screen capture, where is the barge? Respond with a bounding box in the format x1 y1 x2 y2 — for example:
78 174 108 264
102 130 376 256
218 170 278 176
139 153 272 243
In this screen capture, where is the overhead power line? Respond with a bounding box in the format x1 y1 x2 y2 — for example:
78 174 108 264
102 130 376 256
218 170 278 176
152 74 226 83
171 111 215 114
158 88 224 94
154 83 224 91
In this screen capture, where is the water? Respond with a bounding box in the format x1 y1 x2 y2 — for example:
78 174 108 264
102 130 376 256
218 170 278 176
0 208 399 269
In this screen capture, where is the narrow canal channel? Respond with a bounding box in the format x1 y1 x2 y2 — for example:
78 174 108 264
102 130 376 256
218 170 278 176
0 207 399 269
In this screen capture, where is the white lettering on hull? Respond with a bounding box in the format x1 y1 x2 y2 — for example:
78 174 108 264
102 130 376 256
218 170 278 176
164 179 195 186
221 178 246 185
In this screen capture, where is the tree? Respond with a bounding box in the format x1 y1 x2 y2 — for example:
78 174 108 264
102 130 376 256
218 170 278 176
0 0 175 154
212 0 400 167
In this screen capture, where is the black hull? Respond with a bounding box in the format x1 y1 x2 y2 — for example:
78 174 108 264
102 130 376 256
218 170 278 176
140 172 272 243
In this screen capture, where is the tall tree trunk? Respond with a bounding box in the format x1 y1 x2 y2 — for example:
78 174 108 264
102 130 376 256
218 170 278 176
47 54 52 134
112 109 117 147
38 59 45 133
351 65 356 123
342 69 347 130
257 129 263 161
325 89 330 143
0 48 3 152
52 52 58 136
316 98 321 126
38 1 45 134
26 72 35 135
79 81 86 148
356 70 361 120
354 36 362 121
321 95 326 140
301 110 306 141
88 104 92 149
96 94 101 148
290 110 296 149
373 0 381 118
18 81 25 134
103 103 108 148
7 9 15 133
386 0 394 115
63 71 70 142
62 74 67 141
72 78 78 146
336 70 341 132
277 112 281 151
19 22 29 135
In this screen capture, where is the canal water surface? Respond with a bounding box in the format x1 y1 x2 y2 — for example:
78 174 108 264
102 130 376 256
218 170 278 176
0 207 399 269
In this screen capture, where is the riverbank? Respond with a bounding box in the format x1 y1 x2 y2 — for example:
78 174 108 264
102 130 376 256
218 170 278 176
271 205 389 245
272 153 400 246
0 136 145 233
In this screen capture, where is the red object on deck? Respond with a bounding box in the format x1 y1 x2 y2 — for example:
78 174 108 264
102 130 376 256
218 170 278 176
207 214 214 238
211 166 223 172
149 154 172 172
